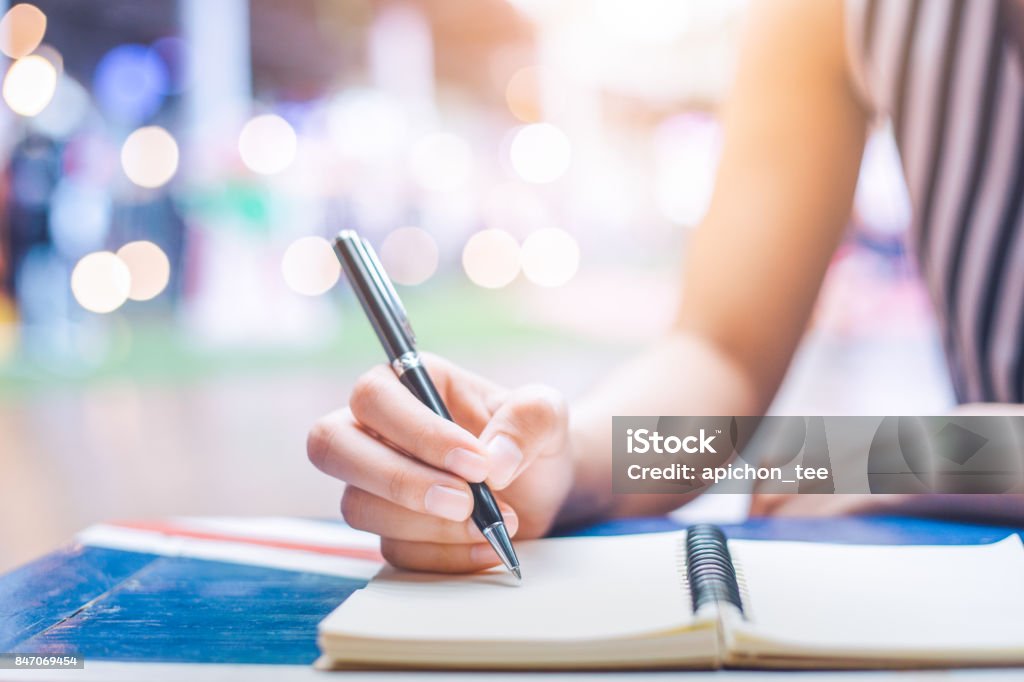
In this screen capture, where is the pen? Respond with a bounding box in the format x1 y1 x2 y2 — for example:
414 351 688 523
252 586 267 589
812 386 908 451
332 230 521 580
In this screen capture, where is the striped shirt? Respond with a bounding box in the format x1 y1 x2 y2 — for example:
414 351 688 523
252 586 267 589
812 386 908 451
844 0 1024 403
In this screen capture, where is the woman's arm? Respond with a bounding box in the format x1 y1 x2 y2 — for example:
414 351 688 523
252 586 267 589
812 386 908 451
562 0 870 524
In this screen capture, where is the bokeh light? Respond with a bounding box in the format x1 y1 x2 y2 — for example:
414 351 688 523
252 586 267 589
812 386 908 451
238 114 297 175
281 236 340 296
33 43 62 73
31 73 89 138
116 241 170 301
379 227 439 286
2 54 57 116
505 66 544 123
508 123 571 183
121 126 179 189
50 180 112 259
409 132 474 193
71 251 131 314
0 3 46 59
520 228 580 287
93 44 169 125
327 89 408 161
462 229 520 289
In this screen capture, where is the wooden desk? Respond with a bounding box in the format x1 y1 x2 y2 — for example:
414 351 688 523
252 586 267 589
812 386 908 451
2 515 1021 680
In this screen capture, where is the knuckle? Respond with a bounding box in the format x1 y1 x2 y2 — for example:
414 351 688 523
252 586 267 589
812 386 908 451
410 419 447 462
306 417 338 471
386 464 416 508
339 488 365 528
380 539 415 570
379 539 402 567
381 539 470 573
435 549 467 573
515 384 567 432
349 366 390 418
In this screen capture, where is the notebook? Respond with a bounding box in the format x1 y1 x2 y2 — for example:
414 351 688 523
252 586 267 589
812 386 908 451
316 524 1024 670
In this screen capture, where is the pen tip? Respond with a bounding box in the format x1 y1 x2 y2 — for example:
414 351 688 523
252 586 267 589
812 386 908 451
511 566 522 581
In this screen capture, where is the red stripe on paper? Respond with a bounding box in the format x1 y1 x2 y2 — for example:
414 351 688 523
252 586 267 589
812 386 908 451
108 520 384 562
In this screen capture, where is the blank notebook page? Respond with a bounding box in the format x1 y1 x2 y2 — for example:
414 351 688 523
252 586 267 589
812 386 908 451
320 531 695 642
731 535 1024 652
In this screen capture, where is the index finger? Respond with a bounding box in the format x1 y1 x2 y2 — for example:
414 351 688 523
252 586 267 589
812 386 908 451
349 365 491 483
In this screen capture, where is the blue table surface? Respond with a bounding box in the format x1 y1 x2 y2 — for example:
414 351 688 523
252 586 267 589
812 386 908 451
1 516 1021 665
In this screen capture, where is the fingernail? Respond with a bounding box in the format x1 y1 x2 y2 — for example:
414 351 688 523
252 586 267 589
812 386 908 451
503 508 519 536
444 447 489 482
424 485 472 521
486 435 523 488
471 543 500 565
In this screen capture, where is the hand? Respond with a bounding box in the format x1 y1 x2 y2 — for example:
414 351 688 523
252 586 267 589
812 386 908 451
307 353 574 573
748 493 910 517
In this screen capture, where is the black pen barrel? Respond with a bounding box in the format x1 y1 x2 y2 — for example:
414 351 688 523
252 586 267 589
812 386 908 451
469 482 503 530
399 365 453 420
400 366 507 532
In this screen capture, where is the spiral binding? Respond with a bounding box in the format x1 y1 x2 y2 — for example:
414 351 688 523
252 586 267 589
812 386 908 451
684 524 745 615
733 556 752 619
674 536 692 604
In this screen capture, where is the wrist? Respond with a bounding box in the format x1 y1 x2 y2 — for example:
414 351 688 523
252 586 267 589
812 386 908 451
554 410 616 527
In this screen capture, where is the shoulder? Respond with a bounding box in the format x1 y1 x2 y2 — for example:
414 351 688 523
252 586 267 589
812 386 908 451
843 0 998 120
739 0 867 113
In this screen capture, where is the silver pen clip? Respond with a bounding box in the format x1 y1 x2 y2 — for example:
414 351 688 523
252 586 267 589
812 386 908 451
355 236 416 346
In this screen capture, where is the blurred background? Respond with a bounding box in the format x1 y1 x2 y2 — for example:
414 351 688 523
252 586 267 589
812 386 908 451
0 0 956 571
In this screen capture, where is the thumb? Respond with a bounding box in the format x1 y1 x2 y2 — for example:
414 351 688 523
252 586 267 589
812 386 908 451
477 384 567 490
